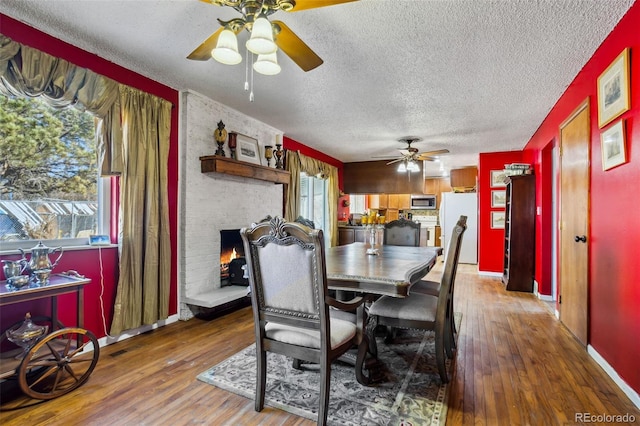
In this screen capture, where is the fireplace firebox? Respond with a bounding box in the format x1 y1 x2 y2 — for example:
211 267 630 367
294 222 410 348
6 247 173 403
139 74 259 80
220 229 248 286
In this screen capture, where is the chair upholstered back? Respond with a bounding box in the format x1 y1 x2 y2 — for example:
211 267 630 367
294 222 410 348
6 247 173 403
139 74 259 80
383 218 421 246
241 216 327 330
441 215 467 297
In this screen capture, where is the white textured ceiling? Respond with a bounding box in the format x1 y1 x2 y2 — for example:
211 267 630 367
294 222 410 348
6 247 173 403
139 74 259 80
0 0 634 175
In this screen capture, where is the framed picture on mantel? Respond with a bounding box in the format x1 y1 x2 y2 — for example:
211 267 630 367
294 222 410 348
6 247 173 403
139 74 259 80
235 133 261 165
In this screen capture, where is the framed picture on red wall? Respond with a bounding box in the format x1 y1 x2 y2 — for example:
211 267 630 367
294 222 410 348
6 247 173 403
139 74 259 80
597 48 630 128
491 190 506 208
600 119 627 171
491 211 505 229
490 170 507 187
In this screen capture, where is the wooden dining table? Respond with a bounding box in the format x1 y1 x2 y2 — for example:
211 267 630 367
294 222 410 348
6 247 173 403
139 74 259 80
324 242 443 384
325 242 442 297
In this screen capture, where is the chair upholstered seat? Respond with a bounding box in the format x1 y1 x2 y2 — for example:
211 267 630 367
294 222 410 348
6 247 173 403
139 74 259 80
368 293 438 322
265 317 356 349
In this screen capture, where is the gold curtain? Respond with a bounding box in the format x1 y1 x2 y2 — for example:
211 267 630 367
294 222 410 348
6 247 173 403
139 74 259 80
285 151 339 247
0 34 172 335
0 34 120 174
110 86 172 334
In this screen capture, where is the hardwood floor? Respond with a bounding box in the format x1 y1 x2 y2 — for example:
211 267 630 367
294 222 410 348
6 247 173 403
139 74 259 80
1 265 638 425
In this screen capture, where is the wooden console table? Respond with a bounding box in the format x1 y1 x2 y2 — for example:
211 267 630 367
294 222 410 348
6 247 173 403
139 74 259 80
1 274 91 331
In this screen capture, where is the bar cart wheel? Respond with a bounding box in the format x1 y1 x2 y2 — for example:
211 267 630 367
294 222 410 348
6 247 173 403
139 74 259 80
16 327 100 400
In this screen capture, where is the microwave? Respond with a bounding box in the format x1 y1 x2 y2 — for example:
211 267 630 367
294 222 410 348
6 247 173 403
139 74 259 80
410 194 437 210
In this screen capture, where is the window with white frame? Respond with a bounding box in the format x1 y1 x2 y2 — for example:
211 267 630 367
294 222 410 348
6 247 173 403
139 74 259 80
0 93 110 249
299 173 329 240
349 194 366 214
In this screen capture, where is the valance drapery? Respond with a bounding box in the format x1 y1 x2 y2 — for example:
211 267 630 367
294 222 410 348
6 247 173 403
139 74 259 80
0 34 121 174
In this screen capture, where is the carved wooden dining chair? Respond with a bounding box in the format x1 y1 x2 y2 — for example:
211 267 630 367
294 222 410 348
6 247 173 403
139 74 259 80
410 215 467 358
383 218 421 246
368 216 467 383
240 216 368 426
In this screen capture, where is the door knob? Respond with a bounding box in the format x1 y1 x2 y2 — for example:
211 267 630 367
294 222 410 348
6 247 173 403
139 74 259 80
574 235 587 243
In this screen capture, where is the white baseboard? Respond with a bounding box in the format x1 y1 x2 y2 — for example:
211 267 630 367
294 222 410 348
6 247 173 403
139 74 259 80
537 293 554 302
477 270 502 277
96 313 180 348
588 345 640 409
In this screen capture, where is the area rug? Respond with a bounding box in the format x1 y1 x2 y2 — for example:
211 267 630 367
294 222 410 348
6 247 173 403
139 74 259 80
197 314 460 426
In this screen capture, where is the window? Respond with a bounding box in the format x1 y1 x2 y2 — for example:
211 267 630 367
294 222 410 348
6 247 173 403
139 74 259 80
299 173 329 240
349 194 366 214
0 93 109 249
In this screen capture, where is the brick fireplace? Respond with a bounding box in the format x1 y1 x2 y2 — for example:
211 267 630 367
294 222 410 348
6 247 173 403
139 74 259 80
179 91 284 320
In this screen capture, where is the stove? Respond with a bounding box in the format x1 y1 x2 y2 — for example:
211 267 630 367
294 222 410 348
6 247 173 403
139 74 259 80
411 215 439 227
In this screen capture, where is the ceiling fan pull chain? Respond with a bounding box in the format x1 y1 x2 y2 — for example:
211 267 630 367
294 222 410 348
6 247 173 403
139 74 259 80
244 49 250 92
249 53 255 102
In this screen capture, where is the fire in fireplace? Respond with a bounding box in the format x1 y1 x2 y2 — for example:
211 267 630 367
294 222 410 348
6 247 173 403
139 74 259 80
220 229 248 286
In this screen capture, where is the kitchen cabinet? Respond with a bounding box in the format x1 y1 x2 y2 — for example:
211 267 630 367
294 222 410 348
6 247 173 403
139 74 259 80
449 167 478 189
423 178 452 209
343 161 425 194
399 194 411 210
368 194 388 209
502 174 535 292
387 194 400 209
338 227 368 245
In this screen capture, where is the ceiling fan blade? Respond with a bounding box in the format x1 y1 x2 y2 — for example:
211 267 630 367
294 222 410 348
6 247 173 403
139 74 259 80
273 20 323 71
386 158 403 165
416 149 450 160
187 27 225 60
288 0 359 12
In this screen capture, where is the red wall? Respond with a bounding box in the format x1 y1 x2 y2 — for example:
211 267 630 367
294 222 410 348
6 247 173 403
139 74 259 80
477 151 523 274
0 15 180 339
522 3 640 393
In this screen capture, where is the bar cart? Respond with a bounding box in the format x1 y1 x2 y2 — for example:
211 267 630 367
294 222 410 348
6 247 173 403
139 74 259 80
0 273 100 400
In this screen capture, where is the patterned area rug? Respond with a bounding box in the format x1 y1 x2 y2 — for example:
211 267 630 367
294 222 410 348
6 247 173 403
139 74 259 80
197 315 460 426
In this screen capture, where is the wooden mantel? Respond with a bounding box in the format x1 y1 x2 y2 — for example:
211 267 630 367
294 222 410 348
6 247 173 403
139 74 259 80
200 155 290 185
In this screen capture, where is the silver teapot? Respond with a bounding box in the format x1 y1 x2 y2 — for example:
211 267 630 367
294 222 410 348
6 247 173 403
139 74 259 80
19 241 63 284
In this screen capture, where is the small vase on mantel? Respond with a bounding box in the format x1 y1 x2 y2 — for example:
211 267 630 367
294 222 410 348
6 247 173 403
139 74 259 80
228 132 237 160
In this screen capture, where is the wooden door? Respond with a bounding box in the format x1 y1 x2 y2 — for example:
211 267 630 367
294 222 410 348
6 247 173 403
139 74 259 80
559 100 590 346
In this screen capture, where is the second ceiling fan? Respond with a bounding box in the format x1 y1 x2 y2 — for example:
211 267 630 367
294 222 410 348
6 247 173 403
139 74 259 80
380 138 450 171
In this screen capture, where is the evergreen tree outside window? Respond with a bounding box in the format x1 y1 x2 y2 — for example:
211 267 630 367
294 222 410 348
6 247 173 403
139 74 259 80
0 93 107 244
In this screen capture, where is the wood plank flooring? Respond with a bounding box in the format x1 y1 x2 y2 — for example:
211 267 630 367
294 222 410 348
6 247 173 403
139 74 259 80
1 264 638 425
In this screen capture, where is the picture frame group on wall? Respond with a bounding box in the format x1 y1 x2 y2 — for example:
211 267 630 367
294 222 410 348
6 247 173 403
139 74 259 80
600 119 627 171
597 48 630 128
235 133 261 165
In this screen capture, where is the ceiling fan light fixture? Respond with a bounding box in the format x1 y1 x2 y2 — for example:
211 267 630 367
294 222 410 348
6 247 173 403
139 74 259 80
253 52 281 75
212 29 242 65
246 16 277 55
408 161 420 172
397 162 407 173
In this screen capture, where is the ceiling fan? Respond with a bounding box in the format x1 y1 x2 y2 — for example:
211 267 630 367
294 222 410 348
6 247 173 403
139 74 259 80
187 0 358 72
379 138 450 168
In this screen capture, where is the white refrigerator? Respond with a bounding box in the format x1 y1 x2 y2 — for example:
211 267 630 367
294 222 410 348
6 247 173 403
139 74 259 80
439 192 478 264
